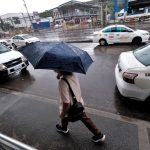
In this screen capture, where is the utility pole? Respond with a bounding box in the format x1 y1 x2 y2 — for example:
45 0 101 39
114 0 118 23
105 0 108 25
99 0 108 27
22 0 32 27
99 0 103 27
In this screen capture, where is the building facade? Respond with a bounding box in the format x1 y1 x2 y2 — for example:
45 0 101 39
0 13 33 28
128 0 150 14
51 0 99 25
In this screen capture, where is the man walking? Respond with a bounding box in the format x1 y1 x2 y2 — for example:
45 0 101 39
55 71 105 143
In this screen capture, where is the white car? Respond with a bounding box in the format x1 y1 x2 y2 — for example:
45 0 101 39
0 39 12 48
93 25 149 46
0 43 29 78
115 44 150 101
54 24 62 28
11 34 40 48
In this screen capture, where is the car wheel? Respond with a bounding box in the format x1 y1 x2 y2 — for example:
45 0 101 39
99 39 107 46
132 37 142 45
12 43 17 49
139 17 145 22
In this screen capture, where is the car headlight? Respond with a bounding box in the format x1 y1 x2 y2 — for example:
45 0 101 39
143 33 149 36
21 56 27 62
0 64 7 70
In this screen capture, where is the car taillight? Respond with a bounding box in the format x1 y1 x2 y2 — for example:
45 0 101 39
123 72 138 84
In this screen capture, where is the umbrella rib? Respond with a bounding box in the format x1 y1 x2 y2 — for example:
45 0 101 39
34 49 48 69
35 42 61 69
79 56 86 74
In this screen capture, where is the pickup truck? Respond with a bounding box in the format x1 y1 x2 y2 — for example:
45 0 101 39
118 7 150 23
0 43 29 78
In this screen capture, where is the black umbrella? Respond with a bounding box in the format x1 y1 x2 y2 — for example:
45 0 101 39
19 41 93 74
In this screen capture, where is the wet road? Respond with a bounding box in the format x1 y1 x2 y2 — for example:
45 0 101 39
1 42 150 121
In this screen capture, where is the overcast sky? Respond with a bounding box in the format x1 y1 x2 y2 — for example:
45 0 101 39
0 0 89 15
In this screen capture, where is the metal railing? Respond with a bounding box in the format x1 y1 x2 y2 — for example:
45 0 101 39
0 133 37 150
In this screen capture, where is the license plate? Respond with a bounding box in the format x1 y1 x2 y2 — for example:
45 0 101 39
14 65 22 71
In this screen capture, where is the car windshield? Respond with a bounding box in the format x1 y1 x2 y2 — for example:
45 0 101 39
21 35 33 39
133 44 150 66
0 44 11 54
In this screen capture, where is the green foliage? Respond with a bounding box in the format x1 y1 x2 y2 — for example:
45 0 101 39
39 10 53 18
107 0 114 13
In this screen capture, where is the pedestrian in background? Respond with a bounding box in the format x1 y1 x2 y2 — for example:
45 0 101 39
55 71 106 143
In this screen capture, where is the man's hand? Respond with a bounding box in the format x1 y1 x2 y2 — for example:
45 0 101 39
59 103 70 119
59 112 65 119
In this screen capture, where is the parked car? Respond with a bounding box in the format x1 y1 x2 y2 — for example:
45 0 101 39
115 44 150 101
93 25 149 46
54 24 62 29
0 43 29 78
11 34 40 48
0 39 12 49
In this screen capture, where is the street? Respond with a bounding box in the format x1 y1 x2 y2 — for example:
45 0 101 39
0 42 149 120
0 42 150 150
1 0 150 149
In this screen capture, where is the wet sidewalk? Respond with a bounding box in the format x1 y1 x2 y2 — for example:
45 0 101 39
0 88 150 150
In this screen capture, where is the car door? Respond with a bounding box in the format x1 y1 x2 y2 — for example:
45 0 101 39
115 26 134 43
12 36 19 46
17 36 25 47
102 26 116 44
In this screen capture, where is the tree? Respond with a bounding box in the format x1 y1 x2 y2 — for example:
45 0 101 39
39 10 53 18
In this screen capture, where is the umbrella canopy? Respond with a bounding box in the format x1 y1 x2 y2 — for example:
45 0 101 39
19 41 93 74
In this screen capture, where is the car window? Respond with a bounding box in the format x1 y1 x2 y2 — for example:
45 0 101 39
120 27 129 32
116 26 121 32
116 26 126 32
116 26 133 32
18 36 24 40
102 27 111 33
134 45 150 66
21 35 33 39
102 27 115 33
0 44 11 54
12 36 19 40
110 27 116 32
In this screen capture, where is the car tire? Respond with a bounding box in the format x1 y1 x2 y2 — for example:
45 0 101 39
99 39 107 46
139 17 145 22
132 37 142 45
12 43 17 49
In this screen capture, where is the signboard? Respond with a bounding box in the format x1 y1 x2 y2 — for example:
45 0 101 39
114 0 128 12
